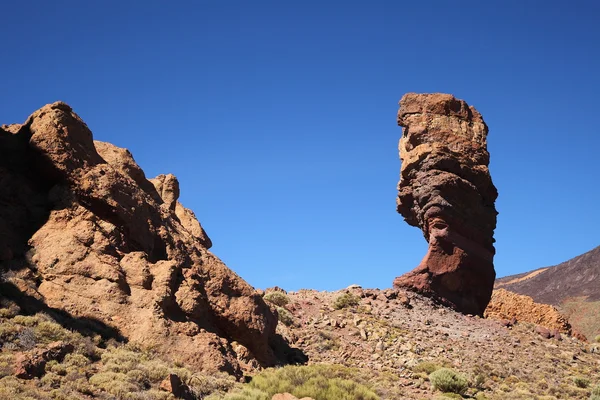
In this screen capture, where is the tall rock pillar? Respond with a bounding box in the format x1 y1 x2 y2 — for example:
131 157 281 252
393 93 498 315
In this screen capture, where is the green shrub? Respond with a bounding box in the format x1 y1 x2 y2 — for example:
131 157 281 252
595 335 600 343
187 372 237 398
221 387 270 400
0 322 19 342
315 331 339 352
0 307 18 318
12 315 42 327
41 372 63 389
0 353 14 378
241 364 379 400
412 361 441 375
34 321 72 343
263 292 289 307
276 307 293 326
333 293 360 310
127 368 151 387
141 359 170 382
89 371 141 398
101 348 142 373
591 384 600 400
63 353 90 368
574 376 590 388
429 368 468 394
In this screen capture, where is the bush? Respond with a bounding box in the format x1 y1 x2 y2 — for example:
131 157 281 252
12 315 42 327
16 328 37 350
237 364 379 400
89 371 141 398
263 292 289 307
276 307 293 326
187 372 237 398
333 293 360 310
34 321 72 343
0 322 19 343
412 361 441 375
221 387 270 400
591 384 600 400
63 353 90 368
429 368 468 394
141 359 170 382
595 335 600 343
574 376 590 388
101 348 142 373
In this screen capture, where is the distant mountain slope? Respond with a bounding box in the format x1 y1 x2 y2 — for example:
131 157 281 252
496 245 600 340
496 245 600 305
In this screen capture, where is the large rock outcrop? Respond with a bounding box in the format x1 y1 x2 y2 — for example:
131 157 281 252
393 93 498 316
485 289 571 334
0 102 291 375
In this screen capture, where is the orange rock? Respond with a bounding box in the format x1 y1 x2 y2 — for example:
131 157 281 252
14 341 74 379
0 102 294 375
485 289 571 334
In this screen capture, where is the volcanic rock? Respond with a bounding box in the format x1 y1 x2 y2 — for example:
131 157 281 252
159 373 193 400
0 102 288 375
14 341 74 379
393 93 498 316
485 288 571 334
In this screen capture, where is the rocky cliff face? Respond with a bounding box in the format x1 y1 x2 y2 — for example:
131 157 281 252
0 102 294 375
485 289 571 334
393 93 498 316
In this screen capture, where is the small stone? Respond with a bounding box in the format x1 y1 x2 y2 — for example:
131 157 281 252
360 328 368 341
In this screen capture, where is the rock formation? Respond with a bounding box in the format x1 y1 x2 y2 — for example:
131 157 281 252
0 102 296 375
485 289 571 334
393 93 498 316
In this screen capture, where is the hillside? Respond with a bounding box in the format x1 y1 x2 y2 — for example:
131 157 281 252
496 245 600 304
1 287 599 399
496 246 600 340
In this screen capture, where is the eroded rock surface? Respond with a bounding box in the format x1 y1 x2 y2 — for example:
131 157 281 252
393 93 498 316
485 289 571 334
0 102 286 375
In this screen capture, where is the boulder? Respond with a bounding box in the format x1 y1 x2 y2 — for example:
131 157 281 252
0 102 289 375
14 341 74 379
159 373 193 399
393 93 498 316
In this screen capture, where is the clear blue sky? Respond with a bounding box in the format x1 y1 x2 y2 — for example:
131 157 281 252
2 1 599 291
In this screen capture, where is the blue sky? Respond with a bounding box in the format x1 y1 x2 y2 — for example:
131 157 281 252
2 1 599 291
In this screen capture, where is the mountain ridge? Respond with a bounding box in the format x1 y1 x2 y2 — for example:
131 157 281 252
496 245 600 305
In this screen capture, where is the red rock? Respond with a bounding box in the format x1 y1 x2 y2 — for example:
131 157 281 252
393 93 498 316
535 326 552 339
14 341 74 379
